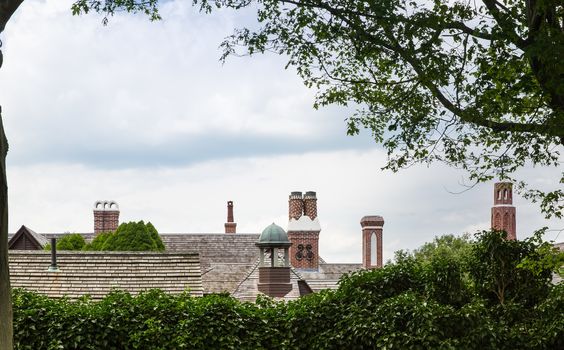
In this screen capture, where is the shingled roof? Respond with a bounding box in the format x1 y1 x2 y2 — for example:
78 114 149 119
9 251 203 299
299 263 362 292
8 226 49 250
160 233 261 294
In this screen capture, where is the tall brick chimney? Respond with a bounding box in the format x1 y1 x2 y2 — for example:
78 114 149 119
225 200 237 234
361 215 384 268
491 182 516 240
93 200 120 234
303 191 318 219
287 191 321 270
288 191 304 220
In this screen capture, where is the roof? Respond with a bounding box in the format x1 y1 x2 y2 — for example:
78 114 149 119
9 251 203 299
159 233 261 294
8 225 49 250
299 263 362 292
231 259 310 302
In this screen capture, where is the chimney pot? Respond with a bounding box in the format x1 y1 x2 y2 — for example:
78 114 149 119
225 200 237 234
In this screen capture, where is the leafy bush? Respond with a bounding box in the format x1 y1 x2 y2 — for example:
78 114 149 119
82 221 165 252
44 233 86 251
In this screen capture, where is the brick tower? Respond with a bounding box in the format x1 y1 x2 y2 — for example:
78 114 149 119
491 182 516 240
287 191 321 270
93 200 120 234
225 200 237 234
360 215 384 268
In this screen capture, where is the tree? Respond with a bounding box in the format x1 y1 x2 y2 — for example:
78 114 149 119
43 233 87 251
469 229 558 306
80 221 165 252
162 0 562 218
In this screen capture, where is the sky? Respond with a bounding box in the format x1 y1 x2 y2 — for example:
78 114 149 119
0 0 562 263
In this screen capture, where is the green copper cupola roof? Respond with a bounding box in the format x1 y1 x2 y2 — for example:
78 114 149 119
256 223 291 247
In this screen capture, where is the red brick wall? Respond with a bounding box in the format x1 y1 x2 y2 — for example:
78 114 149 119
94 210 120 234
288 231 319 270
224 222 237 234
491 206 516 240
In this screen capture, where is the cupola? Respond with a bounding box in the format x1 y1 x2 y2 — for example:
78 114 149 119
255 223 292 297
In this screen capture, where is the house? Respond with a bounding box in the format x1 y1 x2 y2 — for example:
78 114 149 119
8 191 381 300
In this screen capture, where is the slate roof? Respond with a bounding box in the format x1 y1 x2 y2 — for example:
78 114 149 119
9 251 203 299
231 259 310 302
159 233 261 294
7 230 348 297
299 263 363 292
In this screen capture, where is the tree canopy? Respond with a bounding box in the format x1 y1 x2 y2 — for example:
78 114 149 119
72 0 564 217
84 221 165 252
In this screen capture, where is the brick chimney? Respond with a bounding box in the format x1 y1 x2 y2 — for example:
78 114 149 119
288 191 304 220
225 200 237 234
93 200 120 234
361 215 384 268
303 191 318 219
491 182 516 240
287 191 321 270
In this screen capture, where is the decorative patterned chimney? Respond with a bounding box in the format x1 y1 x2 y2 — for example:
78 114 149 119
288 191 304 220
93 200 120 234
491 182 516 240
303 191 318 219
287 191 321 270
225 200 237 234
360 215 384 268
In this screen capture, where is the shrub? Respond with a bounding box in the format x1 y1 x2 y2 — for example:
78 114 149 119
44 233 86 251
82 221 165 252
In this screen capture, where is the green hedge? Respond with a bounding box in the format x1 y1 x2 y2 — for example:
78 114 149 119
12 285 564 350
13 230 564 349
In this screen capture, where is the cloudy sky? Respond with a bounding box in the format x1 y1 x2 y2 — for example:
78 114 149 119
0 0 562 262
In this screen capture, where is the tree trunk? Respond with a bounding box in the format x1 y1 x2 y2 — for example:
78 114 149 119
1 3 30 348
0 106 12 350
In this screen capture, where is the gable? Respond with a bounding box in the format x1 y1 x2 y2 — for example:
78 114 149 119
8 225 48 250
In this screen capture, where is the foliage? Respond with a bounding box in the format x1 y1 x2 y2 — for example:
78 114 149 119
82 221 165 252
72 0 564 218
469 230 560 306
44 233 86 251
12 230 564 349
82 231 113 251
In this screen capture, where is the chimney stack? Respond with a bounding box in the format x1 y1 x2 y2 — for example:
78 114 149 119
360 215 384 268
287 190 321 270
288 192 303 220
303 191 318 219
491 182 516 240
93 200 120 234
225 201 237 234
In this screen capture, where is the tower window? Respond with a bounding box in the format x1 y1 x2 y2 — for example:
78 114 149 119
370 232 376 266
